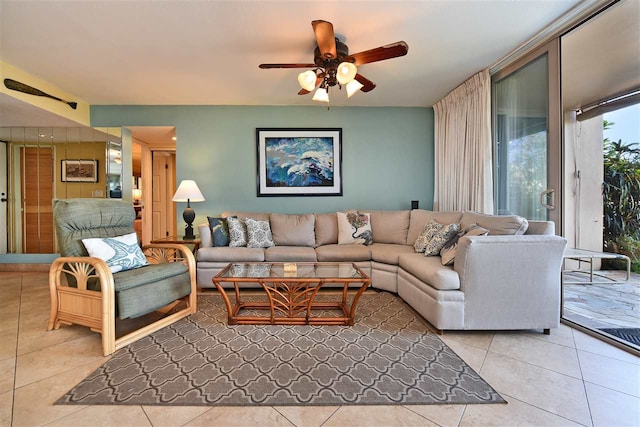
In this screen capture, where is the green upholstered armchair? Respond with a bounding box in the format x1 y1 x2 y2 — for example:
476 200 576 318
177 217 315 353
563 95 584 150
48 199 197 356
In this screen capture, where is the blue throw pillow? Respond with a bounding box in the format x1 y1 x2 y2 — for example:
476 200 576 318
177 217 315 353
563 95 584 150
207 216 230 247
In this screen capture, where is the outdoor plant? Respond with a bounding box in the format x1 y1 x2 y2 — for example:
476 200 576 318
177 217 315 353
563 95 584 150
602 120 640 272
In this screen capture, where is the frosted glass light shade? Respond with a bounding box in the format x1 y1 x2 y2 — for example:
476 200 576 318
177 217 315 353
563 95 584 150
312 87 330 102
337 62 357 84
346 80 364 98
298 70 317 91
172 180 205 202
132 188 142 201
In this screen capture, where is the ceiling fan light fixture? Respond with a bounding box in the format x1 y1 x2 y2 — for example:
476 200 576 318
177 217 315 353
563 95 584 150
336 62 357 84
298 70 317 91
312 86 330 103
346 79 364 98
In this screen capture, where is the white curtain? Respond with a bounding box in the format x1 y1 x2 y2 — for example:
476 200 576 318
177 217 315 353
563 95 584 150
433 69 493 213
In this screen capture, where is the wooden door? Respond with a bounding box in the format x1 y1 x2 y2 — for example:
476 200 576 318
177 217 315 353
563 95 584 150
21 147 54 253
152 152 175 239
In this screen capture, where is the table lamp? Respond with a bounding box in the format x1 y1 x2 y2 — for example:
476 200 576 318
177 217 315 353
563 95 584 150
172 180 205 239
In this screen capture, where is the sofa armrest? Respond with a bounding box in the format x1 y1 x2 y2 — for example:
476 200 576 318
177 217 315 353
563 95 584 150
198 223 213 247
454 235 567 329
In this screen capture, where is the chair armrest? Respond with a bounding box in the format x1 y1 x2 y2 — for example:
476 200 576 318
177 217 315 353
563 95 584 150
453 235 567 329
49 256 114 294
143 243 196 269
198 223 213 248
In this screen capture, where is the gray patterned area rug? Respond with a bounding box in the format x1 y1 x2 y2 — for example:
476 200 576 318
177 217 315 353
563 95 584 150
57 292 505 406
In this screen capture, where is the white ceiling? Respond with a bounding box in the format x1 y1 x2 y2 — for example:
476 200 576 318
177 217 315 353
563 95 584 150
0 0 582 109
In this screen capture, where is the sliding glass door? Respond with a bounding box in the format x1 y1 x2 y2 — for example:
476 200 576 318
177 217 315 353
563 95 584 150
492 40 561 230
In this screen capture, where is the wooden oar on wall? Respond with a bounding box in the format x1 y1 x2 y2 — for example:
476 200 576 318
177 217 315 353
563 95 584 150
3 78 77 110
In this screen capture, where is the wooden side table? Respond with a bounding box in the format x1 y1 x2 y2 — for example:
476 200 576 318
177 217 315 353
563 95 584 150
150 235 201 252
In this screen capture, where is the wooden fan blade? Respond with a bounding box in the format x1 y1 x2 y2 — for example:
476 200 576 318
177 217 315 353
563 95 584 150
259 63 316 69
312 20 337 59
298 76 324 95
4 78 77 110
355 74 376 92
347 41 409 66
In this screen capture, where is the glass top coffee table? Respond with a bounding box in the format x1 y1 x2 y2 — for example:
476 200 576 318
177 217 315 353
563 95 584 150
212 262 371 326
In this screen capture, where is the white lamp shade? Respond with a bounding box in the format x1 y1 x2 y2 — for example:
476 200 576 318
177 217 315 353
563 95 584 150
298 70 317 91
346 80 364 98
132 188 142 201
312 87 330 102
172 180 205 202
336 62 357 84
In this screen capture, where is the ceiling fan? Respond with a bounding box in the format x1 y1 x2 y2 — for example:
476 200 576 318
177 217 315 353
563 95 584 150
259 20 408 102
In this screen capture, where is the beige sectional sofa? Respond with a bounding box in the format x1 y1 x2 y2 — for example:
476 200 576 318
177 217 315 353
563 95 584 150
197 209 567 333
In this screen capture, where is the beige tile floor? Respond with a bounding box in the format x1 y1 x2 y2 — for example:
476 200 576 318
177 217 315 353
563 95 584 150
2 271 640 427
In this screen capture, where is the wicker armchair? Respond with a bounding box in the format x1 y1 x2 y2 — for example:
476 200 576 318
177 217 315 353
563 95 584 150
48 199 197 356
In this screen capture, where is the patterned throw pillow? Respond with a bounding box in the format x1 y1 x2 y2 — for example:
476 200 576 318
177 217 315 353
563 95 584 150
226 217 247 247
82 232 148 274
414 220 443 253
207 217 230 247
244 218 275 248
337 212 373 245
440 224 489 266
424 223 460 256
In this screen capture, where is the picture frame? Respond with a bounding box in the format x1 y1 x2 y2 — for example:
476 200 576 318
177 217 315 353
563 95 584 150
256 128 342 197
61 159 99 182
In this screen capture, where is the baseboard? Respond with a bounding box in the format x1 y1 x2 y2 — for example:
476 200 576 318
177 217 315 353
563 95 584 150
0 263 51 272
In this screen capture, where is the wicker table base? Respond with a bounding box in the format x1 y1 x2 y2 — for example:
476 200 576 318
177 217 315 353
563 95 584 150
213 262 371 326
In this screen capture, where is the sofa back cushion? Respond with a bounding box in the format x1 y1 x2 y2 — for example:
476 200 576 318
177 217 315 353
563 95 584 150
525 220 554 235
407 210 463 245
460 211 528 235
222 211 270 221
366 210 410 245
315 213 339 246
270 213 316 246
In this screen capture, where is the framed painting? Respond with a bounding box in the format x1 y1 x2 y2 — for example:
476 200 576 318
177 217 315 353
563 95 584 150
256 128 342 197
61 159 99 182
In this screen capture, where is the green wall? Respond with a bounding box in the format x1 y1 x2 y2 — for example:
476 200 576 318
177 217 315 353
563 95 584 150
91 105 434 229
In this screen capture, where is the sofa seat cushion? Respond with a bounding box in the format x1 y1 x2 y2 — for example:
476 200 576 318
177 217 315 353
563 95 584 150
113 262 188 292
315 244 371 262
117 271 191 319
265 246 317 262
196 247 264 263
399 253 460 290
370 243 415 265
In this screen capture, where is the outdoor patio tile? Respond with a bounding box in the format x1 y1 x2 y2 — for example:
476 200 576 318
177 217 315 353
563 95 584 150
488 334 582 378
46 405 151 427
573 330 640 365
142 406 211 427
438 336 487 372
324 405 438 427
480 352 591 426
459 393 583 426
274 406 340 427
578 350 640 397
405 404 465 427
585 381 640 427
185 406 294 427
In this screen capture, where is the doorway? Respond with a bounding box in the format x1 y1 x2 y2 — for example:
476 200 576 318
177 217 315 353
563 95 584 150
492 39 562 231
20 146 54 253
